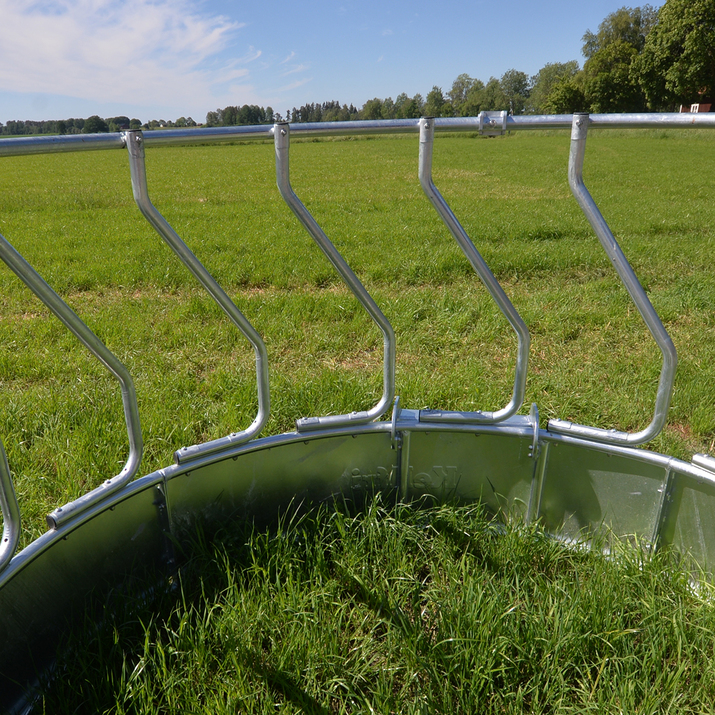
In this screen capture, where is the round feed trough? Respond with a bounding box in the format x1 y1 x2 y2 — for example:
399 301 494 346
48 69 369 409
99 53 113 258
1 112 715 712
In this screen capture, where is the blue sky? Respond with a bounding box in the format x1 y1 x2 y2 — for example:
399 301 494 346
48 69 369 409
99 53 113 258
0 0 661 124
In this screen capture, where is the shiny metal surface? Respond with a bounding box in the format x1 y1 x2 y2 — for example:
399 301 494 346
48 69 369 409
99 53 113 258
418 117 530 425
0 440 20 573
125 130 270 463
3 113 715 159
3 420 715 711
547 114 677 446
0 233 143 530
273 122 396 431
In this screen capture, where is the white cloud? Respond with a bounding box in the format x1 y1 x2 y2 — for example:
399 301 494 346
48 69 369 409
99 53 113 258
279 51 296 64
382 29 393 36
280 63 310 77
276 77 312 93
0 0 256 110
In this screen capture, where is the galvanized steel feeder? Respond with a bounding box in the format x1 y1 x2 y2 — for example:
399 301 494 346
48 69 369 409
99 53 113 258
1 112 715 712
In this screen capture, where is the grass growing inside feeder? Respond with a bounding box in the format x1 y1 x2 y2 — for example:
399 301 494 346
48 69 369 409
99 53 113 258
36 499 715 714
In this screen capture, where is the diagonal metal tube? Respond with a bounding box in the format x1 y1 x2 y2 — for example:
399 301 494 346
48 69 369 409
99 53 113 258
417 117 530 424
124 130 270 462
273 122 395 431
0 233 143 528
0 440 20 573
548 113 677 446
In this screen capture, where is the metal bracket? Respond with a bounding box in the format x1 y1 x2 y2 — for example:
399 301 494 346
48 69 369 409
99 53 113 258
528 403 540 459
479 111 508 136
390 395 402 450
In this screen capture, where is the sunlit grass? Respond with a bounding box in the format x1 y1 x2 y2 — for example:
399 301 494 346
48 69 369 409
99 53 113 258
37 499 715 714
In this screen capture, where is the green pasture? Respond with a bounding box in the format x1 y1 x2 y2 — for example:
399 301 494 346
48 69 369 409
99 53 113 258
1 129 715 544
3 129 715 712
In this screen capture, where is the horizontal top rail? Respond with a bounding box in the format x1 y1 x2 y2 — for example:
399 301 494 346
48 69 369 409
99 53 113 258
2 112 715 157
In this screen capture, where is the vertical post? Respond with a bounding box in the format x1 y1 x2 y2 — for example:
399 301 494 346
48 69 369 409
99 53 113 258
273 122 395 431
0 441 20 573
418 117 530 424
125 131 270 463
547 114 677 445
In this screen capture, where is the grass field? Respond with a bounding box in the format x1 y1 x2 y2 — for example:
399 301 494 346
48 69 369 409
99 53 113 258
2 128 715 710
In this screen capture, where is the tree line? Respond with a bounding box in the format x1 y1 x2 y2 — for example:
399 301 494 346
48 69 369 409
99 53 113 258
0 114 198 137
1 0 712 137
207 0 715 125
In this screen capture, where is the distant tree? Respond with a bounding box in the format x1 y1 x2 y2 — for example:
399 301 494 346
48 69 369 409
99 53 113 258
460 79 486 116
542 78 587 113
447 73 476 115
83 115 108 133
582 4 658 59
361 98 383 120
480 77 507 111
391 93 407 118
500 69 530 114
402 93 424 118
381 97 396 119
205 110 219 126
424 86 445 117
635 0 715 109
529 61 580 113
129 118 142 130
583 39 646 111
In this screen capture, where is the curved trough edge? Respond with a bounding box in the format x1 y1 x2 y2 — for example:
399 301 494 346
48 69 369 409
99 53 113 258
3 417 715 711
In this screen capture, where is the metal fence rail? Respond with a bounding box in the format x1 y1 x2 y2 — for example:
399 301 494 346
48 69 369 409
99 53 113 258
3 112 715 158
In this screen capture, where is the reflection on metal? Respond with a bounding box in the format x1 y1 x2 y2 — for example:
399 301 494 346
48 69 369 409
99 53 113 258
125 130 270 463
547 114 677 446
273 122 396 431
418 117 530 424
0 440 20 573
2 114 715 712
479 110 509 136
0 233 143 529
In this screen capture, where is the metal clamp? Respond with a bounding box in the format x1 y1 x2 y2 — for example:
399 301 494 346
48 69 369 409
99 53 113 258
418 117 530 425
547 114 677 446
273 122 396 431
478 111 508 136
124 131 270 464
0 233 143 528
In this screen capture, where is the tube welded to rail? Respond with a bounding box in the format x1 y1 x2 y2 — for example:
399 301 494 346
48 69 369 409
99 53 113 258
0 440 20 574
0 234 143 528
417 117 530 424
273 122 396 431
124 131 270 463
547 114 677 446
